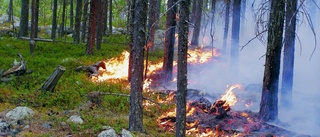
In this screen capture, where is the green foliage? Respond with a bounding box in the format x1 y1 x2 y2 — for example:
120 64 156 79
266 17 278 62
0 35 172 136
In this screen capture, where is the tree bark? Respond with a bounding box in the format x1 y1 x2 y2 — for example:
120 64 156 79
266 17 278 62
230 0 241 78
109 0 113 34
74 0 82 44
162 0 177 82
222 0 230 53
281 0 297 108
190 0 203 48
70 0 74 29
59 0 67 37
86 0 98 55
39 66 66 92
96 0 105 50
30 0 36 55
129 0 147 132
34 0 39 38
176 0 190 136
102 0 108 35
259 0 285 122
190 0 197 24
18 0 29 38
147 0 157 49
128 0 135 82
51 0 58 39
8 0 13 22
81 0 89 43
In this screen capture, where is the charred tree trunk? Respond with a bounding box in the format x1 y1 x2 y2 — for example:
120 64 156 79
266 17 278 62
190 0 203 48
86 0 98 55
18 0 29 38
70 0 74 29
81 0 89 43
230 0 241 77
259 0 285 122
222 0 230 53
8 0 13 22
281 0 297 108
190 0 197 24
176 0 190 136
129 0 147 132
128 0 135 82
74 0 82 44
109 0 113 34
96 0 105 50
39 66 66 92
163 0 177 82
51 0 58 39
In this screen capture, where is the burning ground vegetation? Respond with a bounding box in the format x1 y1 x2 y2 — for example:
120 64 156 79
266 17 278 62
84 48 311 136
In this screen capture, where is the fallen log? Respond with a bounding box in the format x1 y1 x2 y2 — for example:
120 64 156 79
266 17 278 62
39 65 66 92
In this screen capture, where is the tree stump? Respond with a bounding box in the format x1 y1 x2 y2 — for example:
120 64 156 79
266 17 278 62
39 65 66 92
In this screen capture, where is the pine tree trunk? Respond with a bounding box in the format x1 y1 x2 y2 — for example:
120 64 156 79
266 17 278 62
30 0 36 55
176 0 190 136
109 0 113 34
74 0 82 44
51 0 58 39
281 0 297 108
129 0 147 132
147 0 157 49
96 0 104 50
81 0 89 43
222 0 230 53
230 0 241 77
190 0 203 47
85 0 98 55
59 0 66 37
191 0 197 24
18 0 29 38
8 0 13 22
163 0 177 82
128 0 135 82
102 0 108 35
70 0 74 29
259 0 285 122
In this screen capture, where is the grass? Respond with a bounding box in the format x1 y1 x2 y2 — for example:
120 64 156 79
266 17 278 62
0 35 175 137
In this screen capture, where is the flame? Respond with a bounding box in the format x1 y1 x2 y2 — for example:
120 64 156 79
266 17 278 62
221 84 242 106
187 48 213 64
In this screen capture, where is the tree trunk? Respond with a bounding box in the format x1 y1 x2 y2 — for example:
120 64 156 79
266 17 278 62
258 0 285 122
210 0 216 49
147 0 157 49
230 0 241 78
39 66 66 92
51 0 58 39
155 0 161 28
190 0 197 24
128 0 135 82
86 0 98 55
102 0 108 35
109 0 113 34
30 0 36 55
70 0 74 29
34 0 39 38
222 0 230 53
129 0 147 132
176 0 190 136
190 0 203 48
74 0 82 44
163 0 177 82
281 0 297 108
241 0 246 34
81 0 89 43
18 0 29 38
8 0 13 22
96 0 105 50
59 0 67 37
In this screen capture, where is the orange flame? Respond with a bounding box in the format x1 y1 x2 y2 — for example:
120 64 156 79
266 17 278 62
221 84 242 106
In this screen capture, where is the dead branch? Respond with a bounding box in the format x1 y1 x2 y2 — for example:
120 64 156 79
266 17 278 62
2 53 27 77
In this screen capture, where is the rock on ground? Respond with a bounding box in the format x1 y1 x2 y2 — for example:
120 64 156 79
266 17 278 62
121 129 133 137
67 115 84 124
98 128 118 137
5 106 34 121
0 121 10 133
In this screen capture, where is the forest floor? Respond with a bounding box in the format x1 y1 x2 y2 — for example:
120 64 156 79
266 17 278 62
0 35 175 137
